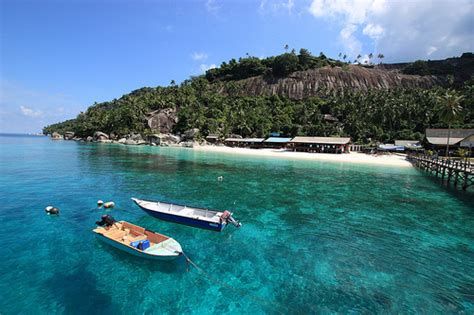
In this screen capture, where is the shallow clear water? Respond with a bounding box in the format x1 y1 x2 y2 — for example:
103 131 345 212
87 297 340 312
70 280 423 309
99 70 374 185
0 134 473 314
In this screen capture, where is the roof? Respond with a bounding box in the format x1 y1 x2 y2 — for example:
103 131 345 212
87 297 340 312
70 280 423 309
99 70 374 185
290 136 351 144
426 137 465 145
425 129 474 146
224 138 264 142
460 134 474 147
426 129 474 138
264 137 292 143
395 140 420 146
206 135 218 139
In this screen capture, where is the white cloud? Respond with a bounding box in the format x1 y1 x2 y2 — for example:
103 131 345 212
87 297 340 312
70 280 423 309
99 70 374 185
199 64 217 73
260 0 295 14
362 23 384 40
191 52 208 61
308 0 474 61
20 105 43 118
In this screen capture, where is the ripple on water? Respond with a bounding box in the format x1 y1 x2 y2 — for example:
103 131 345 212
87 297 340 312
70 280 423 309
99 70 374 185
0 136 473 314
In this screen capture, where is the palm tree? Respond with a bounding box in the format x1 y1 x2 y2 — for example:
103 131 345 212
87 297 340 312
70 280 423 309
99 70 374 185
437 89 464 157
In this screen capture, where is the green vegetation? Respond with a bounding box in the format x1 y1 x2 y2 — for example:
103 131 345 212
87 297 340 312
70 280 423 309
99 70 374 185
437 89 465 156
43 76 474 143
205 49 345 82
43 51 474 143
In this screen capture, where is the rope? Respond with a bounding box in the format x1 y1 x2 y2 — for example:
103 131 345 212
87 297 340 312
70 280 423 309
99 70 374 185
179 251 282 314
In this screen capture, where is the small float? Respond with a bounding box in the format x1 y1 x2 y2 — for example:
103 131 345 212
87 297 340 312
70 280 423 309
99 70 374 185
93 215 182 261
131 197 241 232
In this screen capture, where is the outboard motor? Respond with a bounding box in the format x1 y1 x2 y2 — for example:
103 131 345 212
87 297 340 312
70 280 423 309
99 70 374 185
221 210 242 228
95 214 116 227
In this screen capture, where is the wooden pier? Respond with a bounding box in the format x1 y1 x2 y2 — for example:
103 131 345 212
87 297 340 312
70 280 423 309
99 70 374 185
408 154 474 190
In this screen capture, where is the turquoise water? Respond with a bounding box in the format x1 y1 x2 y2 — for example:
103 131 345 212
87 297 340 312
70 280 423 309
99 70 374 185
0 134 473 314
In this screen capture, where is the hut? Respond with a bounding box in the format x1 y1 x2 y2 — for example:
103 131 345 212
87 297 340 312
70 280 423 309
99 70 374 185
263 137 292 149
205 134 219 144
289 136 351 153
224 138 264 148
425 129 474 154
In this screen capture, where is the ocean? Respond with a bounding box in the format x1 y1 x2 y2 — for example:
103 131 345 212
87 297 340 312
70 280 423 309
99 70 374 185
0 134 473 314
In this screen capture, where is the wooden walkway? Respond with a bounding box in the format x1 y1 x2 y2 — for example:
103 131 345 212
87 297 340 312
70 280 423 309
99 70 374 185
407 154 474 190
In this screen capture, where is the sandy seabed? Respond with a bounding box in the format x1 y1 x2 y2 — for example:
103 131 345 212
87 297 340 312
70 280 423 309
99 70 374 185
193 145 413 168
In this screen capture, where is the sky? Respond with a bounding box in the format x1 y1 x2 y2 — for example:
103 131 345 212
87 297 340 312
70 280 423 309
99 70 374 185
1 0 473 133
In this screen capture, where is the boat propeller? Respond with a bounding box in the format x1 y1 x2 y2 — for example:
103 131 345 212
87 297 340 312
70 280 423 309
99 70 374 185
221 210 242 228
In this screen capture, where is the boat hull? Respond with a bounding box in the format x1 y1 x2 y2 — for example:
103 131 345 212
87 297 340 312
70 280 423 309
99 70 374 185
95 234 180 261
138 206 226 232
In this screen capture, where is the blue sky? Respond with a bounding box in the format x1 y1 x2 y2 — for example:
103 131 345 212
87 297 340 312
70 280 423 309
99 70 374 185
1 0 473 133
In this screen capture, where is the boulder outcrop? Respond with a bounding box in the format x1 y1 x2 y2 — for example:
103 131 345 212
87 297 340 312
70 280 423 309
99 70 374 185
217 65 444 100
147 108 178 134
93 131 109 141
51 132 63 140
64 131 75 140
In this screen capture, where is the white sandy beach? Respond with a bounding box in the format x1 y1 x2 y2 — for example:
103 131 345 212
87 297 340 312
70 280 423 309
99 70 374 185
193 145 413 167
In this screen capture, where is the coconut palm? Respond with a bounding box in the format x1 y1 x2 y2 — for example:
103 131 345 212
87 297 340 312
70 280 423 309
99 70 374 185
437 89 464 157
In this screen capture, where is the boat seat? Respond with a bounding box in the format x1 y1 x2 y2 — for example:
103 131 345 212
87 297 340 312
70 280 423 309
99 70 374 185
106 230 127 240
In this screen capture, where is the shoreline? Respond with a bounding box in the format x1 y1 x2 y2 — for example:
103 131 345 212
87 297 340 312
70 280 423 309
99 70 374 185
193 145 413 168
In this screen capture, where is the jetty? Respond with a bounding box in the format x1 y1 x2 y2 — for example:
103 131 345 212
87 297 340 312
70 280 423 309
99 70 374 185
408 154 474 190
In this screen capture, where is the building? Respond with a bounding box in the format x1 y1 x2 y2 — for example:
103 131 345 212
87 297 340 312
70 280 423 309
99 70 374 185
289 136 351 153
425 129 474 153
224 138 264 148
205 134 219 144
263 137 292 149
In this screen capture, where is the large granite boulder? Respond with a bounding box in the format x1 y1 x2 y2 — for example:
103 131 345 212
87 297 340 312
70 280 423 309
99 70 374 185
93 131 109 141
117 138 127 144
183 128 200 140
129 133 143 141
64 131 75 140
147 108 178 134
51 132 63 140
86 136 93 142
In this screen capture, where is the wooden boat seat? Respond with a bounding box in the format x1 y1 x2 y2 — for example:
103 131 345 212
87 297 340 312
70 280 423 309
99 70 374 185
106 230 127 240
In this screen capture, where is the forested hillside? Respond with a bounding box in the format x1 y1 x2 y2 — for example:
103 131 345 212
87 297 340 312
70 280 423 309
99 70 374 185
43 50 474 143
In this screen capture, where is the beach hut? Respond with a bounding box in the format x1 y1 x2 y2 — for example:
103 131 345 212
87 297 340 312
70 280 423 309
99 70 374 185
263 137 292 149
205 134 219 144
424 128 474 154
224 138 264 148
289 136 351 153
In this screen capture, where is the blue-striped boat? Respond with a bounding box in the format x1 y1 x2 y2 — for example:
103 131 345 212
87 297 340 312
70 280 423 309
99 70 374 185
93 215 182 260
131 198 242 232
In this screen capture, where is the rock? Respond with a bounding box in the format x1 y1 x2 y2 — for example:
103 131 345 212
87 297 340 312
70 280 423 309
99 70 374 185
51 132 63 140
97 139 112 143
86 136 93 142
129 133 143 141
147 108 178 134
109 133 118 140
93 131 109 141
124 139 147 145
229 134 242 139
125 139 137 145
117 138 127 144
64 131 75 140
183 128 200 140
219 65 444 100
181 141 195 148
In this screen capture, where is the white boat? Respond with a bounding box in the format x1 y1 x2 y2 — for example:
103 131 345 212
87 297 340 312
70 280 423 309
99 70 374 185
93 215 182 260
132 197 241 232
